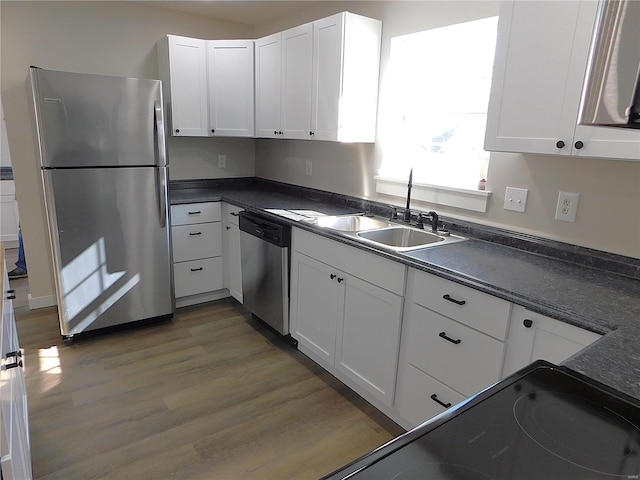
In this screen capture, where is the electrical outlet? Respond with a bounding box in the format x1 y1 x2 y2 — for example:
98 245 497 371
218 155 227 169
555 191 580 222
504 187 528 213
305 160 312 176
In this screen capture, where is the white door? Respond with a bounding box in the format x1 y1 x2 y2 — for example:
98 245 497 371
255 33 282 138
336 274 403 406
168 35 208 136
207 40 255 137
290 253 341 366
311 13 343 142
484 1 592 155
281 23 313 139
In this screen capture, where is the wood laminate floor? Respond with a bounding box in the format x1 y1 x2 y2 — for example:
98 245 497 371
14 292 404 479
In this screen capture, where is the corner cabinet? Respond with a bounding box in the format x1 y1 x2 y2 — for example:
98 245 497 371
206 41 255 137
1 251 33 480
255 12 382 143
290 228 405 408
485 0 640 161
501 305 601 378
158 35 255 138
222 203 243 303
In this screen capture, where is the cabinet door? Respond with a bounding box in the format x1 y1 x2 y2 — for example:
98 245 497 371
502 305 601 377
336 274 403 406
290 253 341 366
223 222 243 303
166 35 208 137
281 23 313 139
255 33 282 138
0 180 19 243
484 1 594 155
311 13 343 142
207 40 255 137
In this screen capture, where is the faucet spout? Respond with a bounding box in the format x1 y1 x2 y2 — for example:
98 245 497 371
404 168 413 222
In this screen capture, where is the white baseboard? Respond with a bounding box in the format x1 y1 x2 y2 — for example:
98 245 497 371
28 293 56 310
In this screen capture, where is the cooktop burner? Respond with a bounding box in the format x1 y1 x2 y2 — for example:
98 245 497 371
324 361 640 480
514 391 640 476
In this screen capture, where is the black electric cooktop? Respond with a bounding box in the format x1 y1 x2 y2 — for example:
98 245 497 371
324 361 640 479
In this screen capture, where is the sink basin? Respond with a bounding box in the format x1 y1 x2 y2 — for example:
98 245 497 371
314 215 393 232
357 226 466 251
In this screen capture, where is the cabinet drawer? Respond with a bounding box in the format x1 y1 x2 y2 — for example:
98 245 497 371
172 223 222 262
395 363 466 428
224 203 243 226
405 303 505 397
410 269 511 340
293 227 406 296
174 257 223 298
171 202 221 225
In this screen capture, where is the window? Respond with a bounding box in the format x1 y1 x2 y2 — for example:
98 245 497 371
377 16 498 197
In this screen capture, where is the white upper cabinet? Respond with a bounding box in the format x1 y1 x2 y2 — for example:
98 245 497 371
311 13 382 142
485 1 640 161
255 12 382 143
157 35 209 137
206 40 255 137
255 33 283 138
158 35 255 138
282 23 314 140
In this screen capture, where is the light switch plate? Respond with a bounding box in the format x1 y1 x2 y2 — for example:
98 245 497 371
504 187 528 213
218 155 227 168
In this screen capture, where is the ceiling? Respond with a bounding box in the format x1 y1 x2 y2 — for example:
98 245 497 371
138 1 320 26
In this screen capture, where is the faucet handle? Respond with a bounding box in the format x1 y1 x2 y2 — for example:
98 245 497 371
416 212 425 229
389 206 398 220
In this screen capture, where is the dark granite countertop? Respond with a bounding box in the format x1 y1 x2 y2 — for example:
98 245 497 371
170 178 640 401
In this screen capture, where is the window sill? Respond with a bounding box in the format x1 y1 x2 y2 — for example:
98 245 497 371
374 176 491 213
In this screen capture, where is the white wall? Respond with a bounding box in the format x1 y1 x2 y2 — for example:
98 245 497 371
253 1 640 259
0 1 255 307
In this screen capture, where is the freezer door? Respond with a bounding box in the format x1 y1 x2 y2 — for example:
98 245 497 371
29 68 164 168
42 167 173 336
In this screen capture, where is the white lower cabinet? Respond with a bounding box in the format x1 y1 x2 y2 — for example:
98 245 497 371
1 253 32 480
0 181 19 244
290 228 405 407
222 203 243 303
394 268 511 429
170 202 225 307
502 305 601 378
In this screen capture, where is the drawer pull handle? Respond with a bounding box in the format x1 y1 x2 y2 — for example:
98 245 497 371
4 359 23 370
188 211 201 215
443 294 466 306
439 332 461 345
430 394 451 409
190 267 204 272
523 319 534 328
230 212 240 217
330 274 337 280
189 232 202 236
7 294 16 300
337 277 344 283
5 350 22 360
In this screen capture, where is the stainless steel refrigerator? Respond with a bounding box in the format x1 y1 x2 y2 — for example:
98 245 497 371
28 67 174 340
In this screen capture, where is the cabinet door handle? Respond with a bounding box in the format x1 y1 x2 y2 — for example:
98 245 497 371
574 140 584 149
189 232 202 236
337 277 344 283
5 350 22 360
556 140 565 149
6 293 16 300
523 319 534 328
229 212 240 217
175 129 180 133
443 294 466 306
430 394 451 409
188 211 201 215
226 226 231 230
4 359 23 370
439 331 462 345
190 267 204 272
330 274 337 280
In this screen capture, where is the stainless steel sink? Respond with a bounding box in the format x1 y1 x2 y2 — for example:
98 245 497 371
313 215 394 232
357 226 466 251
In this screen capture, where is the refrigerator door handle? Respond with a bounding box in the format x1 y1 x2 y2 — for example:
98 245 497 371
154 101 167 168
154 101 168 228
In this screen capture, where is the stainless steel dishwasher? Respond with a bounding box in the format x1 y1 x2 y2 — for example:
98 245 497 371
239 211 291 336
